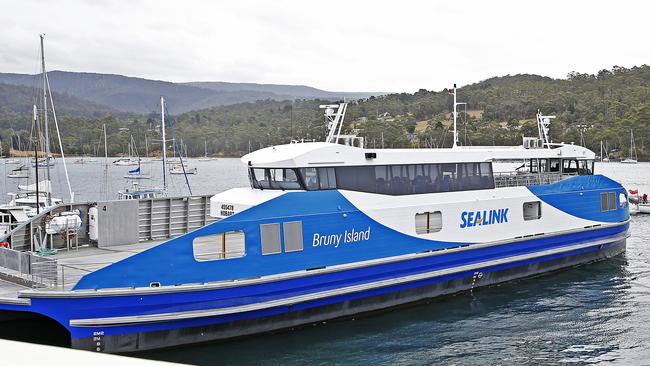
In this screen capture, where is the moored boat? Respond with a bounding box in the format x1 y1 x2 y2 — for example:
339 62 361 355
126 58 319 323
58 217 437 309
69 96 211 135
0 92 630 353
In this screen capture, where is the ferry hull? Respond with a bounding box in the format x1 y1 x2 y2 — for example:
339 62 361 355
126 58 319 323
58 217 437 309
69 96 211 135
68 235 626 353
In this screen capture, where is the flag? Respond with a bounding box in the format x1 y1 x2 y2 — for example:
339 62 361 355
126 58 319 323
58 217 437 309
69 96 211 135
629 189 638 195
129 167 140 174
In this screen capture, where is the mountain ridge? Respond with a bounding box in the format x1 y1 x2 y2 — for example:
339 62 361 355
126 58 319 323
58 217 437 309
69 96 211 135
0 71 383 115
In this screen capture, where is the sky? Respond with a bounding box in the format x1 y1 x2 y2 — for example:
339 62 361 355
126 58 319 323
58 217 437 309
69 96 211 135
0 0 648 93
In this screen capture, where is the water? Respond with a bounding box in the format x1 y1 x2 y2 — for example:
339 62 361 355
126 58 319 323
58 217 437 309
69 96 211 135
0 158 249 201
2 160 649 364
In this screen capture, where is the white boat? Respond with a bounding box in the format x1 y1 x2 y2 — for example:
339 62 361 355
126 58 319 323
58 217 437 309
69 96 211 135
113 157 138 166
4 159 21 165
117 181 164 200
7 165 30 179
169 163 197 174
621 130 638 164
74 156 97 164
32 156 55 167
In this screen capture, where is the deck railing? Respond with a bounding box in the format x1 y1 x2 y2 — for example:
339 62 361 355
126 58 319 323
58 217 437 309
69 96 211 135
0 246 58 288
493 171 573 188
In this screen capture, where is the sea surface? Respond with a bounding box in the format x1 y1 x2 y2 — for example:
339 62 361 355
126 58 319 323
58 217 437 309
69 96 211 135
1 159 649 365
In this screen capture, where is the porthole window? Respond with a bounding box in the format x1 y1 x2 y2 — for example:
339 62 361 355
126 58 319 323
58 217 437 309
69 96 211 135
523 201 542 221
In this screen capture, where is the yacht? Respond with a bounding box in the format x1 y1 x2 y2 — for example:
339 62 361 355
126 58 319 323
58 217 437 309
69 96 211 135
621 130 638 164
0 92 630 353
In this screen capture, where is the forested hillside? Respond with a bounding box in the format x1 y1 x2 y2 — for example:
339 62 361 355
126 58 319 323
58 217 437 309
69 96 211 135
0 65 648 161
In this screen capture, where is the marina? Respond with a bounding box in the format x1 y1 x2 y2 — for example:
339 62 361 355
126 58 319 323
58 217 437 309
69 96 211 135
0 1 648 363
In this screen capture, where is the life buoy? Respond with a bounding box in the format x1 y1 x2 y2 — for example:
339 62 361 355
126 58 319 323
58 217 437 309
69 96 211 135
0 241 10 248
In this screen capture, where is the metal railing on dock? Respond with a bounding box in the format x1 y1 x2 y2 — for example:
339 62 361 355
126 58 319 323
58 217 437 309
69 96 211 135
0 247 58 288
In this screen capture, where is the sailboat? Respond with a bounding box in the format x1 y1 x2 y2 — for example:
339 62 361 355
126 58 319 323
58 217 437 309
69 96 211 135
7 164 30 179
118 98 168 199
123 158 150 179
621 130 638 164
198 140 216 161
1 35 74 221
600 140 610 162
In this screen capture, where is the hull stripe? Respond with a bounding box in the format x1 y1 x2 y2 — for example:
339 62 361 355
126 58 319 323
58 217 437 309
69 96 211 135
21 220 628 299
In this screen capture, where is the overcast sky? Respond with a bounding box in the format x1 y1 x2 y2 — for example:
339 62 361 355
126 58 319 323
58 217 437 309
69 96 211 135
1 0 648 93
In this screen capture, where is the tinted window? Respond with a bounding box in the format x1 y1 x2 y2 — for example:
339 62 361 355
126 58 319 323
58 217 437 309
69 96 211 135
336 162 494 195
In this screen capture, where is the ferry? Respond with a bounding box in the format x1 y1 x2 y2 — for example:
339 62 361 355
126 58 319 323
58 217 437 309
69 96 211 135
0 89 630 353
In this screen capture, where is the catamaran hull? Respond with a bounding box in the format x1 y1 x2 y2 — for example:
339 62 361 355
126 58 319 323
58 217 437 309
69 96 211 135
67 236 625 353
2 223 624 354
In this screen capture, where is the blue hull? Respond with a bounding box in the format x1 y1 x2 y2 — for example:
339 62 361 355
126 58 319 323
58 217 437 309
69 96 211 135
4 223 628 352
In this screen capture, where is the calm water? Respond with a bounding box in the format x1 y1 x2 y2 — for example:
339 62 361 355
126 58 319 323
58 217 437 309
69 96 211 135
1 160 649 365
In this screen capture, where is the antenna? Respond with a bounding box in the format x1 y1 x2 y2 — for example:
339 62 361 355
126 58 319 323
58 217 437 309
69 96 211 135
450 84 466 148
320 103 348 143
536 109 556 148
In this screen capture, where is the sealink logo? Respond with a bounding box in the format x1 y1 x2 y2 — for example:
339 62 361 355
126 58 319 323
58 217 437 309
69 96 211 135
460 208 509 228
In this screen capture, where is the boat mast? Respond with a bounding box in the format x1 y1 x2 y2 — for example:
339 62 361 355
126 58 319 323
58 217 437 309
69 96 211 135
160 96 167 191
33 105 40 214
450 84 466 148
40 34 51 205
102 123 109 200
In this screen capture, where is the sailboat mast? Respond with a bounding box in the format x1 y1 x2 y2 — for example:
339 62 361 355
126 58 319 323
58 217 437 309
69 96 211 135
161 96 167 191
40 34 51 206
33 105 40 214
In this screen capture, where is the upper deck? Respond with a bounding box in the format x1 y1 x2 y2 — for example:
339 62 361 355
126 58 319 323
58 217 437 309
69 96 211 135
242 142 595 168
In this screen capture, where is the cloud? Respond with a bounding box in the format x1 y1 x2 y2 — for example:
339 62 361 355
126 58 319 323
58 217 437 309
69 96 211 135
0 0 648 92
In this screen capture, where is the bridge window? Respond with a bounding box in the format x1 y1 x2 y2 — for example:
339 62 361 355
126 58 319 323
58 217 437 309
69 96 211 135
260 223 282 255
415 211 442 234
192 231 246 261
250 168 303 190
523 201 542 221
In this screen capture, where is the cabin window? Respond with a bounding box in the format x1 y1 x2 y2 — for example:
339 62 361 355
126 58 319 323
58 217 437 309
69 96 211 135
549 159 561 172
301 168 336 190
539 159 548 172
335 162 494 196
318 168 337 190
283 221 304 252
600 193 609 211
523 201 542 221
608 192 616 210
415 211 442 234
192 231 246 261
260 223 282 255
578 160 594 175
562 159 578 174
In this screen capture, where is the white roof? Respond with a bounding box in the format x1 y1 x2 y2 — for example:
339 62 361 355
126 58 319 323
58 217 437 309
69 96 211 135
241 142 596 168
